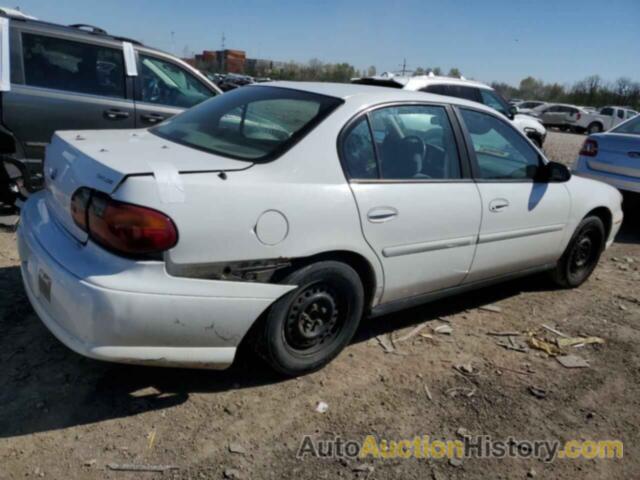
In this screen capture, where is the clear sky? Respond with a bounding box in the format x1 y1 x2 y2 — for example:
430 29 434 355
10 0 640 86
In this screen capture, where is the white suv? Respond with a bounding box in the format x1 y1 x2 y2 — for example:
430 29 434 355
353 74 547 147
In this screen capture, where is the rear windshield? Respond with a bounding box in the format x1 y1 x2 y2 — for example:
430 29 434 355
151 86 343 161
611 115 640 135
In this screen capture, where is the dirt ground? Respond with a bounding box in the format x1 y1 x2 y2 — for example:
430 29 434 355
1 131 639 479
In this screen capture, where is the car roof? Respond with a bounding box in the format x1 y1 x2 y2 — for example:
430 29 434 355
353 74 493 92
254 81 501 114
0 9 144 46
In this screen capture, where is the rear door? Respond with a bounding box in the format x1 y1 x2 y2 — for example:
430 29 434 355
133 50 218 127
341 102 482 303
456 107 570 282
3 26 135 160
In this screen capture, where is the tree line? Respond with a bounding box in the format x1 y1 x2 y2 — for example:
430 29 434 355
491 75 640 109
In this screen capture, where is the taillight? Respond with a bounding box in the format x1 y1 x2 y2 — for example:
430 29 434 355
71 189 178 256
70 187 91 231
576 113 581 121
579 138 598 157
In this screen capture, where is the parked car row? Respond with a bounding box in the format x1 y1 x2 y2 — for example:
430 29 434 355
513 100 638 135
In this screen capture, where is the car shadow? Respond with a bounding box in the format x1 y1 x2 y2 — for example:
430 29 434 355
0 262 557 439
614 193 640 245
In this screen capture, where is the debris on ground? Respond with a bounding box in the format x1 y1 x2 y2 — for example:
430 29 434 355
453 363 476 375
224 467 243 479
541 324 569 338
449 456 464 467
395 323 429 343
315 401 329 413
487 330 521 337
528 386 547 399
479 304 503 313
424 384 433 402
527 467 537 478
107 463 179 473
527 334 562 356
352 463 375 474
434 325 453 335
376 334 395 353
496 335 529 353
456 427 469 438
556 355 589 368
228 443 246 455
556 336 605 348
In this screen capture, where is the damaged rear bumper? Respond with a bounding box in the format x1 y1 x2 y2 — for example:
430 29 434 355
17 193 295 369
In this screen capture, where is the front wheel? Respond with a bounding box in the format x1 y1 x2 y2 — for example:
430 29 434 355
587 122 603 135
258 261 364 376
549 216 605 288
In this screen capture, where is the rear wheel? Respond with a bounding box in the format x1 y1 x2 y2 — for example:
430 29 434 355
550 216 605 288
587 122 603 135
258 261 364 376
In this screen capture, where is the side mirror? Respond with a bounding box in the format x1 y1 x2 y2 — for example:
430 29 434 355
540 161 571 183
508 105 518 119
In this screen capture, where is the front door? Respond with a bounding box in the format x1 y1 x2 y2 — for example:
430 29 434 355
341 103 482 303
133 52 217 127
456 107 570 283
3 29 135 160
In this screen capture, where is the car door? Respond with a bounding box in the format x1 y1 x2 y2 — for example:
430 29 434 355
2 27 135 160
341 103 482 303
133 51 218 127
455 107 570 283
539 106 560 125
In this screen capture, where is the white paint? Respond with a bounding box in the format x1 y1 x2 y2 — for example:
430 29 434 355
0 18 10 91
255 210 289 246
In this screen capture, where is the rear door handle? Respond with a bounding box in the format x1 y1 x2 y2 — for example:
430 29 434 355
104 109 130 120
489 198 510 212
141 113 166 124
367 207 398 223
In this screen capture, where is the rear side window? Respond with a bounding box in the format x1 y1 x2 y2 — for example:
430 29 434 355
22 33 125 98
617 109 625 119
600 107 614 116
139 54 214 109
152 86 342 161
368 105 461 180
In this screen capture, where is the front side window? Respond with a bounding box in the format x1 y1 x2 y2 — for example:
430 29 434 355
617 109 625 119
152 86 342 161
139 55 214 108
22 33 125 98
368 105 461 180
479 89 510 117
611 115 640 135
342 117 377 179
460 109 541 180
600 107 614 116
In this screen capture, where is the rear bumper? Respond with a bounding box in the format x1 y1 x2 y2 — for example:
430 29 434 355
574 157 640 194
18 193 294 369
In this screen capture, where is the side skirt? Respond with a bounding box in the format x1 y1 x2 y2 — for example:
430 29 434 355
369 263 556 318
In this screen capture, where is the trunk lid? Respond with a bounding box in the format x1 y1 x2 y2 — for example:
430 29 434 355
44 129 252 242
588 133 640 179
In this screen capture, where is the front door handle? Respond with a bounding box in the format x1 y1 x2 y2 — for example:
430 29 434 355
141 113 166 124
104 109 130 120
367 207 398 223
489 198 510 212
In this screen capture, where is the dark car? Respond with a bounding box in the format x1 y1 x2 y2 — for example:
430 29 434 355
0 8 221 209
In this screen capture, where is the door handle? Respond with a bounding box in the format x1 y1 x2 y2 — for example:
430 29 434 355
489 198 510 212
367 207 398 223
104 109 130 120
141 113 166 124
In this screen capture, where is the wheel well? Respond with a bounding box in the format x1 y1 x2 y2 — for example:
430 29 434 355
588 121 603 129
586 207 612 239
280 251 378 310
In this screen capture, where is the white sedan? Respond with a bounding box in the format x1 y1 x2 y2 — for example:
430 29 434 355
18 82 623 376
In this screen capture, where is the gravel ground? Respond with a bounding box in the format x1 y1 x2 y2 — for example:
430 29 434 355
542 130 587 166
0 132 639 480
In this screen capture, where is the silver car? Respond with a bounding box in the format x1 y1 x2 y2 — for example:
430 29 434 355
574 114 640 194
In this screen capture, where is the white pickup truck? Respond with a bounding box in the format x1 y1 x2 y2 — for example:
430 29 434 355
573 106 638 134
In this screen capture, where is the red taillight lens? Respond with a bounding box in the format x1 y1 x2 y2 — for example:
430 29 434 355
579 138 598 157
71 189 178 256
70 187 92 231
576 113 581 121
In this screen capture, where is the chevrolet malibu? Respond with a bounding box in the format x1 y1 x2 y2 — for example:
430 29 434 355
18 83 623 376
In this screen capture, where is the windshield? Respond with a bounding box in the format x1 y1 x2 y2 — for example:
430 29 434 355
611 115 640 135
151 86 343 161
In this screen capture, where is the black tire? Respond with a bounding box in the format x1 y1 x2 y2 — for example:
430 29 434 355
550 216 605 288
258 261 364 376
587 122 603 135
